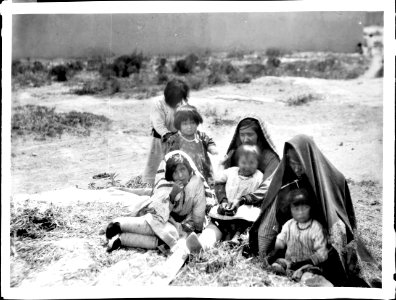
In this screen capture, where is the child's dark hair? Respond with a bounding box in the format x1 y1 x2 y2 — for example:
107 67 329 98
235 144 261 164
288 188 311 207
174 104 203 130
164 78 189 108
165 153 193 181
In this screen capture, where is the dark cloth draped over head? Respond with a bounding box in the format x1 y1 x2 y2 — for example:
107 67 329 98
254 134 356 241
223 114 280 176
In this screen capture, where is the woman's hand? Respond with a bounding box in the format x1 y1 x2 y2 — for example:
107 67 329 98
217 202 228 215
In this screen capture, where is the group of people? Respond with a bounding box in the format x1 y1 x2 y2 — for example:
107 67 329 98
104 78 375 287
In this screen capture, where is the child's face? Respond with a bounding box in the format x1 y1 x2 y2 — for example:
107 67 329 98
238 153 258 176
172 163 191 186
291 203 311 223
179 118 198 137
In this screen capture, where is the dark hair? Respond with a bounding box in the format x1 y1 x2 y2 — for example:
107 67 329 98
235 144 261 164
165 153 193 181
164 78 189 108
288 188 311 207
174 104 203 130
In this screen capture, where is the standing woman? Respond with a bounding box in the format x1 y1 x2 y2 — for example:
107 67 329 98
142 79 189 186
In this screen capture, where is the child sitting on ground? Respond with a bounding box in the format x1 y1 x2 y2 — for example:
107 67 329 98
186 145 263 251
264 188 329 282
166 104 218 188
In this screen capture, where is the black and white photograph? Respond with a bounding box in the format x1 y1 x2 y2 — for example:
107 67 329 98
1 1 394 299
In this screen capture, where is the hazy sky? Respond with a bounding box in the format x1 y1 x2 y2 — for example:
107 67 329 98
12 12 371 59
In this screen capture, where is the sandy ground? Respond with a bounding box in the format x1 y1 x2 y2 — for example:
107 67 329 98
10 76 382 195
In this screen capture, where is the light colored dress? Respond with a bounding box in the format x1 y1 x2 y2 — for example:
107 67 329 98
277 218 328 265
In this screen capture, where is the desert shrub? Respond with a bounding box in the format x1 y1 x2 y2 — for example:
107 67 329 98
283 93 318 106
207 71 226 85
99 63 117 79
265 47 287 58
243 63 266 78
67 60 84 72
226 49 245 59
32 61 45 73
112 51 145 77
228 71 252 84
11 105 111 138
266 56 281 68
50 65 68 82
12 71 49 88
173 53 199 74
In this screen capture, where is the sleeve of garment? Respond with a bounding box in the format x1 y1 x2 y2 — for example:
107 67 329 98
262 151 280 181
199 130 216 149
151 99 170 137
215 168 229 184
309 222 329 265
181 178 206 233
243 170 275 206
276 219 291 244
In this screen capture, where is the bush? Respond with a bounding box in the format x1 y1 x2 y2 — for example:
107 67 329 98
173 53 199 74
228 71 252 84
12 105 111 138
112 51 145 77
50 65 68 82
243 64 266 78
185 74 206 90
265 47 286 58
283 93 318 106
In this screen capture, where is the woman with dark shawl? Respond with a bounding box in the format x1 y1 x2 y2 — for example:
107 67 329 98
186 115 280 251
246 134 377 287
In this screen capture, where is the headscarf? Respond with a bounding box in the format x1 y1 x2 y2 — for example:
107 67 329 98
224 114 279 173
154 150 216 207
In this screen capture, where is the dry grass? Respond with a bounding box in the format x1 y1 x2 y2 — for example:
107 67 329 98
9 177 382 287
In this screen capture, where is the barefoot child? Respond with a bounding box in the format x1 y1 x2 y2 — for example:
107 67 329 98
106 151 206 253
166 104 218 188
142 79 189 185
265 188 328 281
186 144 263 251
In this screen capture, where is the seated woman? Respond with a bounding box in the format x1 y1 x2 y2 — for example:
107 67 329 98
246 134 375 287
186 115 280 252
105 150 207 253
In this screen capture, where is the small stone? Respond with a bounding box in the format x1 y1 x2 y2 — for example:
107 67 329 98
339 142 343 146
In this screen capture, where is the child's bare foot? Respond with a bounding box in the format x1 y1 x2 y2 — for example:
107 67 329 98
269 263 286 275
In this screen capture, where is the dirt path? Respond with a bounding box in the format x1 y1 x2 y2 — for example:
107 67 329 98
11 76 382 195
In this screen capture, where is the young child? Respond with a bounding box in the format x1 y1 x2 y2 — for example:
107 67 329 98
166 104 218 188
142 79 189 186
265 188 328 281
186 145 264 251
106 151 206 253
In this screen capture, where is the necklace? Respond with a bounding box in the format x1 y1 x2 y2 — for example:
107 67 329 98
180 133 198 143
297 219 313 231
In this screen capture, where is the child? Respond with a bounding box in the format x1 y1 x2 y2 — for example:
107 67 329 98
166 104 218 188
265 188 328 281
186 145 263 251
106 151 206 253
142 79 189 186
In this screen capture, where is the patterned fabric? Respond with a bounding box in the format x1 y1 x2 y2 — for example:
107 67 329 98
216 167 264 201
155 150 217 208
120 151 207 248
277 219 328 265
216 114 280 204
166 131 216 187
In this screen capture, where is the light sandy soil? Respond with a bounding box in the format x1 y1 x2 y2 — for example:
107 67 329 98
10 76 382 195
